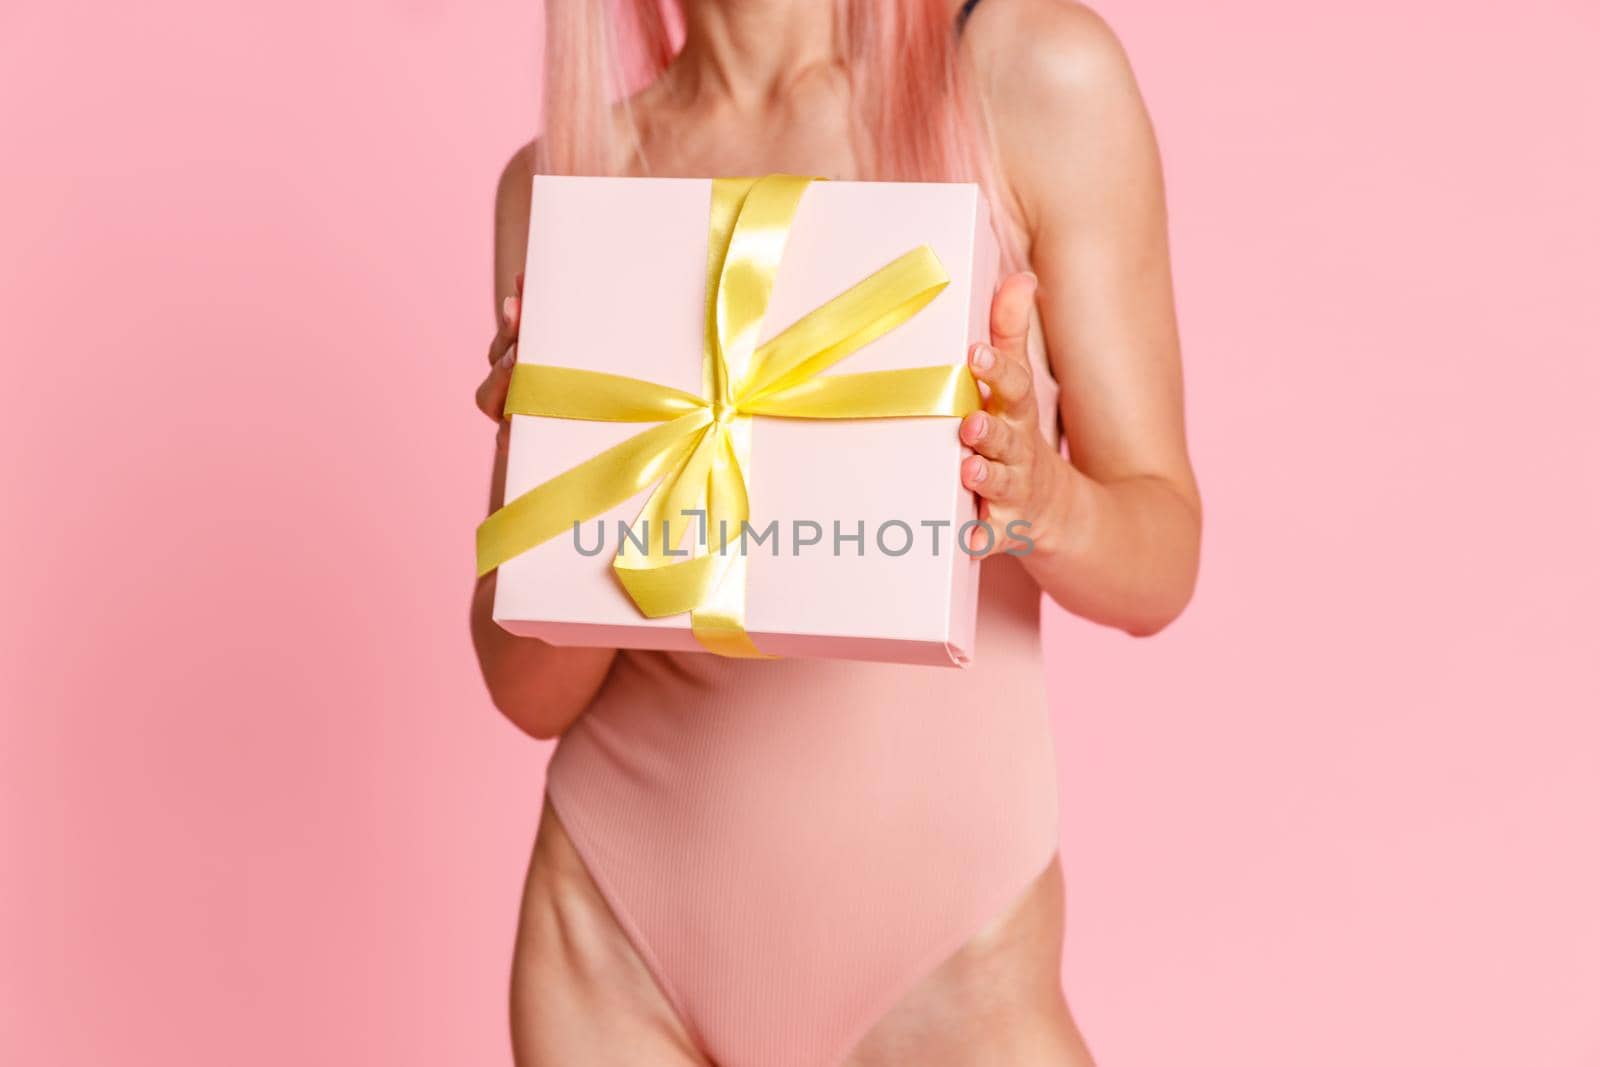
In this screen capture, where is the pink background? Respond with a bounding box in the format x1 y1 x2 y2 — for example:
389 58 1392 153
3 1 1596 1065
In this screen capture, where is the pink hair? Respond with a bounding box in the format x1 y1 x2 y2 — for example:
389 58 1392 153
532 0 1024 267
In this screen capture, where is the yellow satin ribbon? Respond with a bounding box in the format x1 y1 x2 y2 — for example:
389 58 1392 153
475 174 980 657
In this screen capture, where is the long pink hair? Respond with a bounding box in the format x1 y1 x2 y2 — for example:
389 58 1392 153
532 0 1024 266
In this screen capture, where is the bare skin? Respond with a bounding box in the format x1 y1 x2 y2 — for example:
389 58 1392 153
473 0 1199 1062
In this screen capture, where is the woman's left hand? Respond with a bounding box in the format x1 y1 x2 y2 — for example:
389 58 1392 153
959 271 1069 558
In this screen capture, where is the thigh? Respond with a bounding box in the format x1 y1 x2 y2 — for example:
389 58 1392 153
843 857 1098 1067
510 799 707 1067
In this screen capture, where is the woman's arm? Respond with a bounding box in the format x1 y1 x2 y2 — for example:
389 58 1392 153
961 0 1202 636
470 148 617 739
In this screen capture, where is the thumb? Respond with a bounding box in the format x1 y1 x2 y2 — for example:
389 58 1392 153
989 271 1037 365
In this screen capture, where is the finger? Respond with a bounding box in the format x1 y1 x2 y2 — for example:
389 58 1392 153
487 295 522 365
476 346 517 420
989 270 1037 365
969 342 1034 417
515 272 525 297
965 500 1028 558
961 453 1019 503
961 512 1004 559
959 410 1025 464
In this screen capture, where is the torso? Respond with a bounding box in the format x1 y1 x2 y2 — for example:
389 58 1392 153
511 6 1093 1065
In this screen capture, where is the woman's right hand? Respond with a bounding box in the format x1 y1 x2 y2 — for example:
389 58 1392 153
476 273 523 453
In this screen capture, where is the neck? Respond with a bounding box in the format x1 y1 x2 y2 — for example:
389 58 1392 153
674 0 839 110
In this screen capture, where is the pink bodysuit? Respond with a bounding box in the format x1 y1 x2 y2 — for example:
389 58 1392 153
545 316 1062 1067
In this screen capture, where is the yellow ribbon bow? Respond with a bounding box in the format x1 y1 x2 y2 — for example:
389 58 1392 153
475 173 980 657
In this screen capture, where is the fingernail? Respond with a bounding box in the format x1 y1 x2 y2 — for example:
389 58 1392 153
499 349 516 369
969 458 987 484
968 412 989 441
971 345 994 370
502 296 516 322
1020 271 1039 293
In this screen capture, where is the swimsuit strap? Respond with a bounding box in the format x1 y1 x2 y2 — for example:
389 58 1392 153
957 0 984 33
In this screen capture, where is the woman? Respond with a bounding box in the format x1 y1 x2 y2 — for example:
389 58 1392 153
472 0 1200 1063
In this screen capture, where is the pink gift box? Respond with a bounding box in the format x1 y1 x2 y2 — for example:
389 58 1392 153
493 175 999 666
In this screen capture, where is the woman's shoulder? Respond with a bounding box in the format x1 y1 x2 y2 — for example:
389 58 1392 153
963 0 1138 118
961 0 1154 233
